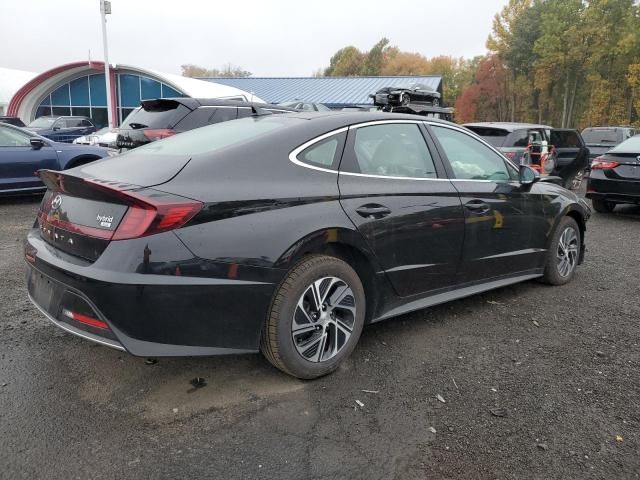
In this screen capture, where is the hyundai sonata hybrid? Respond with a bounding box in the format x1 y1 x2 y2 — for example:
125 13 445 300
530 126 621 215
25 112 590 379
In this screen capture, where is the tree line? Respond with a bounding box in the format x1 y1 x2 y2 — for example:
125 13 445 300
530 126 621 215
319 0 640 128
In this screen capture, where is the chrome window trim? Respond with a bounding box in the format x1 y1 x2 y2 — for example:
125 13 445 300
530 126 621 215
424 121 521 178
288 127 349 174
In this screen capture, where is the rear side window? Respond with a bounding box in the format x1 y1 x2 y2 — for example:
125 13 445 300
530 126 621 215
66 118 84 128
122 101 190 129
80 119 93 127
465 127 509 147
297 132 346 170
507 129 529 147
550 130 581 148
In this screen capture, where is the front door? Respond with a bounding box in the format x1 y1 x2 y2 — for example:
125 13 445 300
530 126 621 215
338 121 465 297
428 124 547 284
0 127 58 191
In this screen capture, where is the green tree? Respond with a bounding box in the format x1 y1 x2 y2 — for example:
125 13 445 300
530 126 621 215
324 46 366 76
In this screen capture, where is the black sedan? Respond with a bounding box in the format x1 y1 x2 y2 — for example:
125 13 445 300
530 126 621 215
586 135 640 212
371 84 441 109
25 112 590 379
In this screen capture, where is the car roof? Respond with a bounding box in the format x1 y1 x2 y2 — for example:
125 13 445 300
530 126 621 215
145 97 297 111
273 110 459 129
463 122 551 131
35 115 91 120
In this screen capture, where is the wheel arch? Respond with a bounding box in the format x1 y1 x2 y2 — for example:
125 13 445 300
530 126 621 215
274 228 385 322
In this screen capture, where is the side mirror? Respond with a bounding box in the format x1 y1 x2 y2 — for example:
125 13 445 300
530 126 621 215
30 138 45 150
519 164 540 185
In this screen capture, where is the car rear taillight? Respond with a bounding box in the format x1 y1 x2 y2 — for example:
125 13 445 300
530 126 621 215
591 157 620 170
84 179 202 241
142 129 176 141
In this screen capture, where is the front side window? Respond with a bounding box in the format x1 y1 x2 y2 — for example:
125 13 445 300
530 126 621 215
0 127 31 147
550 130 581 148
431 125 511 181
349 123 437 178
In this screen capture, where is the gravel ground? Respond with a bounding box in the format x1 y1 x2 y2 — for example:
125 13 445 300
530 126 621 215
0 193 639 480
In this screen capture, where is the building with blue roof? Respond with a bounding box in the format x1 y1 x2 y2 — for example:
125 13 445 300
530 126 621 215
202 76 443 109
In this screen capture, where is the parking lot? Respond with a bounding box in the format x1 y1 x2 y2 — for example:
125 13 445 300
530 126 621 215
0 193 637 479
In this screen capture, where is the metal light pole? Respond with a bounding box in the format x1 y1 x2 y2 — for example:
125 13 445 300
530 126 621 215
100 0 114 128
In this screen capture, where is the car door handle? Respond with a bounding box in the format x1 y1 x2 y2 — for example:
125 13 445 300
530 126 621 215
355 204 391 219
464 200 491 214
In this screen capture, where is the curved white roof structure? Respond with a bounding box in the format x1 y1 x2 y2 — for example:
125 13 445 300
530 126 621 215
5 61 263 124
0 67 37 115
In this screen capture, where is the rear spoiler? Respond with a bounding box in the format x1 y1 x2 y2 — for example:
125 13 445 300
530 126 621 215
37 170 142 201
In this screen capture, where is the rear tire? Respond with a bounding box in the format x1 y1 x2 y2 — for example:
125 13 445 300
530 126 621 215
432 98 440 107
401 93 411 106
541 217 581 286
261 255 366 379
592 198 615 213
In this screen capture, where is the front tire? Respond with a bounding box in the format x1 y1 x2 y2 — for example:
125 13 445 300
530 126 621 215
261 255 366 379
541 217 581 286
592 198 615 213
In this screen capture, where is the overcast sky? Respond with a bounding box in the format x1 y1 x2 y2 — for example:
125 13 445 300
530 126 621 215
1 0 509 76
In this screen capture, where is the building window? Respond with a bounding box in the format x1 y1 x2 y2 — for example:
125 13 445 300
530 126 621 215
34 72 185 128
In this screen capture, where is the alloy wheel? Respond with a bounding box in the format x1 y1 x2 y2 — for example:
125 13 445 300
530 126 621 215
401 93 411 106
557 227 578 277
291 276 356 363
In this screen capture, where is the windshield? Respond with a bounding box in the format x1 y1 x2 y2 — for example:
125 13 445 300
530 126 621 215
130 115 294 157
581 128 620 145
28 117 56 128
610 135 640 153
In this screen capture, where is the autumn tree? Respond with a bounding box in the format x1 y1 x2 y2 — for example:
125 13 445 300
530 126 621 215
181 64 252 78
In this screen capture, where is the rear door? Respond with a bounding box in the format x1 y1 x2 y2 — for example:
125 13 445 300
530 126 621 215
549 129 589 182
428 123 547 284
338 120 465 297
0 126 58 191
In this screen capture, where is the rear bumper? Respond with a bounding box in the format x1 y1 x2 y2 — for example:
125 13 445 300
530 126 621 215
586 177 640 204
25 230 280 356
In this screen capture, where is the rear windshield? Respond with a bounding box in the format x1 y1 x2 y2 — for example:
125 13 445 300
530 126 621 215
131 115 294 156
581 128 620 145
121 101 190 129
611 135 640 153
465 127 510 147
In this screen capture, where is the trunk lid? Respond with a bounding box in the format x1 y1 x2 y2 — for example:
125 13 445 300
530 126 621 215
36 169 202 262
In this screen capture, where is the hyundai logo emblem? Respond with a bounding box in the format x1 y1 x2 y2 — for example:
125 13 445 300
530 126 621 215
51 195 63 210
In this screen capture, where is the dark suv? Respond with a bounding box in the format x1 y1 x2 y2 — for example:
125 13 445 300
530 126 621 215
464 122 590 189
25 116 97 143
116 98 296 150
581 126 636 164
